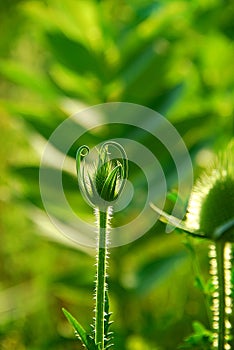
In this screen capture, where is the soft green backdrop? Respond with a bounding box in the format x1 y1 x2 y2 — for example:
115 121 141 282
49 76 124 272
0 1 233 349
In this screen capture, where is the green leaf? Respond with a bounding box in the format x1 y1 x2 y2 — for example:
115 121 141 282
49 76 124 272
149 83 184 114
194 276 205 293
179 321 213 349
12 166 77 192
134 251 186 295
0 60 58 99
62 308 98 350
0 100 65 137
104 292 113 349
46 31 103 78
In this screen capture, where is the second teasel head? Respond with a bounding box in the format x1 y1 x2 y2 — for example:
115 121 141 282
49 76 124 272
186 142 234 242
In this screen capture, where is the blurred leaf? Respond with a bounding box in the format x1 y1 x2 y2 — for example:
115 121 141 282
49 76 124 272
0 283 42 324
12 165 79 211
12 165 77 191
0 60 59 99
28 205 93 254
49 64 101 102
134 251 187 295
179 321 213 349
149 83 184 113
119 46 170 103
53 271 93 289
46 31 103 78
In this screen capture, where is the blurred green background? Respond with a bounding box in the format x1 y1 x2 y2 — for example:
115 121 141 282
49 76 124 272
0 0 233 349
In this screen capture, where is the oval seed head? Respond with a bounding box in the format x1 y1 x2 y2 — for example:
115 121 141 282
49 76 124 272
186 142 234 241
76 141 128 210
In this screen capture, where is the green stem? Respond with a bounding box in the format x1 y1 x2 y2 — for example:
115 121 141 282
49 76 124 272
215 240 225 350
95 208 109 349
188 238 212 328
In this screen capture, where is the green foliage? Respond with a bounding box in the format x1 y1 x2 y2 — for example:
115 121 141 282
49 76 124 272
62 308 98 350
179 321 213 350
134 251 186 295
104 292 113 350
0 0 233 349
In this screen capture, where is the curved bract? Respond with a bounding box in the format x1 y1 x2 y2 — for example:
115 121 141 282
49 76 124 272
76 141 128 210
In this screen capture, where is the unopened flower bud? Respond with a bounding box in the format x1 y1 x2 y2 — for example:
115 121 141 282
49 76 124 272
76 141 128 210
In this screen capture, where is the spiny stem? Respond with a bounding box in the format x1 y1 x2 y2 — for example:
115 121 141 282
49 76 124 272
187 237 212 328
95 208 110 349
215 240 225 350
210 241 232 350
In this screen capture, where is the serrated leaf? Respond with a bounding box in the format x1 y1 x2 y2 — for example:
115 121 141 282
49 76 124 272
62 308 98 350
104 291 113 349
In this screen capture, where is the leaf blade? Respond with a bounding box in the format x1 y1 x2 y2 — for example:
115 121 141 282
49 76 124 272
62 308 98 350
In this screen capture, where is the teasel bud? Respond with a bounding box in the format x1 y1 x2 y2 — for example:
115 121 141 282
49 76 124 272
186 143 234 350
151 140 234 350
76 141 128 211
186 141 234 242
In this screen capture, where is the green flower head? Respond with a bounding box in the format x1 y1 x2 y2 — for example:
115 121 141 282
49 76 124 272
151 141 234 242
186 141 234 241
76 141 128 210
